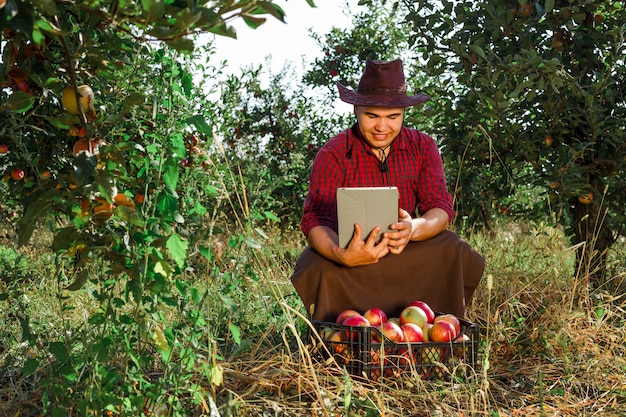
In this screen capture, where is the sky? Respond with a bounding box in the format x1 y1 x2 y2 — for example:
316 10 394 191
207 0 363 77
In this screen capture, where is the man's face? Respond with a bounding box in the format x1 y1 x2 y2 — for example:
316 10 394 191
355 105 405 149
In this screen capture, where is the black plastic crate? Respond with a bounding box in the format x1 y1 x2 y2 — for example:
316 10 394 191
311 315 479 381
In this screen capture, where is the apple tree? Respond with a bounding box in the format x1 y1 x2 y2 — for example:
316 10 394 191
351 0 625 286
0 0 314 414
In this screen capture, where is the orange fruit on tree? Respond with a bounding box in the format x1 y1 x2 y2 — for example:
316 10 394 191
11 167 24 181
578 192 593 204
113 192 136 210
73 138 101 157
62 85 95 116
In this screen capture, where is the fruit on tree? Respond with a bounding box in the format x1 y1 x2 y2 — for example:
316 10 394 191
114 193 136 210
0 144 8 154
92 198 114 220
578 192 593 204
73 138 101 157
363 307 387 326
408 300 435 323
429 320 456 343
434 314 461 335
62 85 95 116
401 323 423 343
11 167 24 181
399 305 428 328
336 309 360 324
545 135 554 147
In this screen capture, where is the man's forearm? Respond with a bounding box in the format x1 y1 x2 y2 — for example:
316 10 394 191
409 208 449 241
306 226 344 264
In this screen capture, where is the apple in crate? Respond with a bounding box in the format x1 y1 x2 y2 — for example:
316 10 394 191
422 323 433 342
399 305 428 329
429 320 456 342
408 300 435 323
401 323 424 343
434 314 461 335
363 307 387 326
378 321 404 343
336 309 360 324
342 314 370 342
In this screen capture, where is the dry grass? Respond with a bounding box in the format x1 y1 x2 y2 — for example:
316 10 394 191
1 220 626 416
210 221 626 416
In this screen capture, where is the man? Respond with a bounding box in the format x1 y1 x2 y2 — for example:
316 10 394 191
291 59 485 323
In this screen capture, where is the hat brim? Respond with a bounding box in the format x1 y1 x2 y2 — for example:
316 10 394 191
337 82 430 107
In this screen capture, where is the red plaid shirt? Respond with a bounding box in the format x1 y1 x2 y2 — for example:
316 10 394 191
301 124 455 236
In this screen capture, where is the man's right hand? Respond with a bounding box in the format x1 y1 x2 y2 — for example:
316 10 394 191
306 224 390 267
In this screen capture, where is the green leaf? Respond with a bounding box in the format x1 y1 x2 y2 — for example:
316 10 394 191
121 92 146 110
545 0 555 13
22 358 39 377
263 211 280 222
48 341 69 362
31 0 58 15
143 0 166 21
229 322 241 345
167 233 188 269
162 157 179 190
242 14 267 29
66 270 90 291
154 259 173 279
254 2 286 22
7 92 35 113
199 245 213 261
17 191 57 246
186 114 212 136
165 37 195 52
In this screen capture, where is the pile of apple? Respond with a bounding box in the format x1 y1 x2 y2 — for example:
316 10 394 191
319 301 473 380
331 300 468 345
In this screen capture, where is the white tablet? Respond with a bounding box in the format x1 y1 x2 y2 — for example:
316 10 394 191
337 187 399 248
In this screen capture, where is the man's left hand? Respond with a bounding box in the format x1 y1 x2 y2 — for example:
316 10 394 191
384 208 413 254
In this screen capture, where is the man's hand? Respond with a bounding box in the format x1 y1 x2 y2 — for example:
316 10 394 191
384 208 413 254
306 224 389 267
341 223 390 266
384 207 450 254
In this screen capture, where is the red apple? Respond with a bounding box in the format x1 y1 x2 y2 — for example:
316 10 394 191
342 314 370 341
363 307 387 326
401 323 423 343
10 167 24 181
336 309 360 324
408 300 435 323
378 321 404 343
399 305 428 329
429 320 456 343
329 330 346 354
0 144 8 154
434 314 461 336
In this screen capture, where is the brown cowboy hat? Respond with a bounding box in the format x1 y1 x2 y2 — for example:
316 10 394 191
337 58 430 107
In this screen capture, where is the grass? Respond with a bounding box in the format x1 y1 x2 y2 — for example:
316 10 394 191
1 219 626 416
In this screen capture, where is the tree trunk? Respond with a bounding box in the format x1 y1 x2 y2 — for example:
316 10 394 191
569 196 616 290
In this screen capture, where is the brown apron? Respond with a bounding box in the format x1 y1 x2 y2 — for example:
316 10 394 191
290 231 485 323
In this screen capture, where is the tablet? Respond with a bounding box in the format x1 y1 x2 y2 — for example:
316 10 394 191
337 186 399 248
